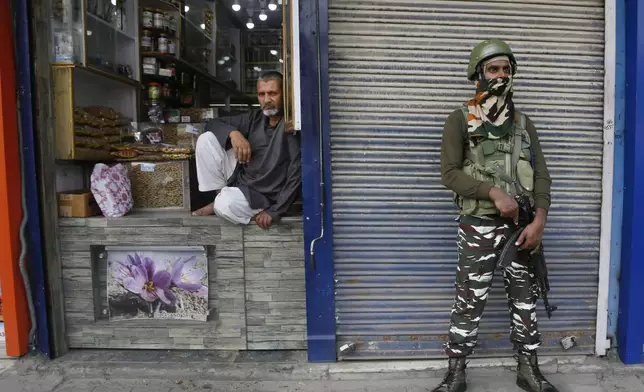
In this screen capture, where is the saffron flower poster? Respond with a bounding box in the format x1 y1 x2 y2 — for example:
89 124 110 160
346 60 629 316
107 249 209 321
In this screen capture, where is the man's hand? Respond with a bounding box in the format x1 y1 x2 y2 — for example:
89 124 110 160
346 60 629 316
285 120 295 133
230 130 251 163
255 211 273 230
516 220 545 250
489 187 519 224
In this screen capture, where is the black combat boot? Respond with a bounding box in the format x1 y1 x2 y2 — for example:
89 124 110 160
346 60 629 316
431 356 467 392
516 350 559 392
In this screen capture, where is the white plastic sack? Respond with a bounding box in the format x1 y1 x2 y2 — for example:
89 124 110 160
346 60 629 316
90 163 133 218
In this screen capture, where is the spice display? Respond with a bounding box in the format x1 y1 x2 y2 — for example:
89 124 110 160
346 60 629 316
148 82 161 100
142 8 153 28
142 30 153 52
162 124 200 149
153 10 164 29
128 162 186 209
73 107 130 155
158 34 168 54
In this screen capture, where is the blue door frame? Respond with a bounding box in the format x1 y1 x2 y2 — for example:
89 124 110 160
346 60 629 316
13 0 50 357
617 0 644 365
299 0 337 362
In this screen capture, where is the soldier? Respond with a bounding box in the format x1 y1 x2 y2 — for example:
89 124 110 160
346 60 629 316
433 40 558 392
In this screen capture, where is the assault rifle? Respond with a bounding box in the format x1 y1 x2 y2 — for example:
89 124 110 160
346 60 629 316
498 194 558 319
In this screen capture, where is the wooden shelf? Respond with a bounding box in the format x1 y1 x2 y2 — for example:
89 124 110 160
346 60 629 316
141 53 253 104
79 65 142 88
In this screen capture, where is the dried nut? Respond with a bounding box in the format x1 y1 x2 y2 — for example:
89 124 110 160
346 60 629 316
129 162 184 208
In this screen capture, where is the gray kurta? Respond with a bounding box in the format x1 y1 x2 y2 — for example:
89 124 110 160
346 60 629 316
205 109 301 221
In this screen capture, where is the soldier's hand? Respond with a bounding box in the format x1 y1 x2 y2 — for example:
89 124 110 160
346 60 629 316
489 187 519 224
516 221 544 250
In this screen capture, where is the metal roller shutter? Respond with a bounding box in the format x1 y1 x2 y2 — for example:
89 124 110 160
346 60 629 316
328 0 605 359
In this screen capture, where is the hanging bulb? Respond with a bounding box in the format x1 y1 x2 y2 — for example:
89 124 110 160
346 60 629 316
259 10 267 21
232 0 241 11
184 5 190 12
246 18 255 29
111 0 116 5
200 23 206 30
268 0 277 11
270 49 278 56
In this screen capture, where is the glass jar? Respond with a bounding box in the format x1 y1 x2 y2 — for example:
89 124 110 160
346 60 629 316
158 34 168 54
169 16 177 35
168 39 176 55
163 12 170 31
148 82 161 100
142 8 153 28
162 83 171 98
141 30 153 52
153 10 164 29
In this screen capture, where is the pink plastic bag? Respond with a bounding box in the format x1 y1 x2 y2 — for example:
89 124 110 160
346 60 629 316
90 163 133 218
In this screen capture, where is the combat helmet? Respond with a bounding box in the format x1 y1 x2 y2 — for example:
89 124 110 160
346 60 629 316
467 39 517 81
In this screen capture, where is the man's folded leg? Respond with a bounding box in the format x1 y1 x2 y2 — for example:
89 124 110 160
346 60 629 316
213 187 263 225
193 132 238 216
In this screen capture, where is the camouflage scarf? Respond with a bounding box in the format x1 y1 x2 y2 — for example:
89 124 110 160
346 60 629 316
467 77 514 139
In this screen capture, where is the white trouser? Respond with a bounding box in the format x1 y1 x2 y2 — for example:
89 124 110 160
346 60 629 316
195 132 262 224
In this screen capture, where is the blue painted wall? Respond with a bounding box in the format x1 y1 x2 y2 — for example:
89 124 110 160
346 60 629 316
608 0 626 342
299 0 337 362
617 0 644 365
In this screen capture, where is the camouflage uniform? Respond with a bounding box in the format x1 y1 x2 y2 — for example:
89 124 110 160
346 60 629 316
433 39 558 392
445 215 541 357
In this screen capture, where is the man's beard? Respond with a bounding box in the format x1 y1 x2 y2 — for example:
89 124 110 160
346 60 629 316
262 107 281 117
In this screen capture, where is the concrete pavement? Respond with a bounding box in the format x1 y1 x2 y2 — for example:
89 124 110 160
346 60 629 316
0 350 642 391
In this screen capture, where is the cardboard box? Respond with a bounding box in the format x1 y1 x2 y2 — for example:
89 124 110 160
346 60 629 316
58 190 101 218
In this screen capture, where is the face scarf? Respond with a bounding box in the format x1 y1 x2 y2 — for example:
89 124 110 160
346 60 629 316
467 76 515 139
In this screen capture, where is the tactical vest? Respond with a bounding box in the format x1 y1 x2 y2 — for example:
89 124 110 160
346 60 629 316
454 106 535 216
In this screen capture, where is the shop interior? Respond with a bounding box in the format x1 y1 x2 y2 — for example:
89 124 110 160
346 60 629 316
51 0 293 215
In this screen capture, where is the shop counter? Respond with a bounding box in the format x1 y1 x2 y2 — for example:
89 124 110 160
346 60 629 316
58 211 305 351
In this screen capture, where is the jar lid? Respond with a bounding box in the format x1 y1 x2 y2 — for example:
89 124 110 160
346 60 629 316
148 82 161 86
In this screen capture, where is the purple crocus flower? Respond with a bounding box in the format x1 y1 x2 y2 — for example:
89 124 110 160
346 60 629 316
171 256 207 295
122 255 176 305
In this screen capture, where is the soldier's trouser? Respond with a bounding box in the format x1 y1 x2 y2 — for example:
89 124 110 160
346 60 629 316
444 216 542 357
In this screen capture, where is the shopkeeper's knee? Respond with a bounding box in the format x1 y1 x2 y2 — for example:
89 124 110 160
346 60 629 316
195 132 217 154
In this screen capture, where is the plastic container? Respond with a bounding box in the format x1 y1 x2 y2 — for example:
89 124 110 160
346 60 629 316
153 10 164 29
148 82 161 100
142 8 153 28
158 34 168 54
141 30 153 52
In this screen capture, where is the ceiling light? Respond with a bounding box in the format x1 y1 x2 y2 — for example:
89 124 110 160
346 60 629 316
246 18 254 29
270 49 278 56
200 23 206 30
268 0 277 11
185 5 190 12
232 1 241 11
279 58 284 63
86 30 92 36
223 56 230 61
218 60 225 65
254 66 262 72
259 11 267 21
111 0 116 5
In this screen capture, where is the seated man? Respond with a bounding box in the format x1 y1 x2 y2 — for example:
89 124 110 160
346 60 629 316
192 71 301 230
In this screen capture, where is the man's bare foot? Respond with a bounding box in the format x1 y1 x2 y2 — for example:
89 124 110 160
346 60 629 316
192 202 215 216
